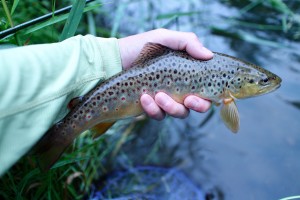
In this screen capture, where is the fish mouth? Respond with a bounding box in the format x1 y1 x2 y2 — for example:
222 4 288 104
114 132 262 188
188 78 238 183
258 82 281 95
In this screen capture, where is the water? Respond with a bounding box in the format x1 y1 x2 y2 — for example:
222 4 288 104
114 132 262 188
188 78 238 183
97 1 300 199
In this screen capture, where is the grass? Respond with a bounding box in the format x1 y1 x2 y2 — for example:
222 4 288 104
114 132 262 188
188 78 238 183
0 0 299 199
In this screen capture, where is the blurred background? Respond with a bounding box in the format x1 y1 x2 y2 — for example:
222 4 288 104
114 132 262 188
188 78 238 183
1 0 300 199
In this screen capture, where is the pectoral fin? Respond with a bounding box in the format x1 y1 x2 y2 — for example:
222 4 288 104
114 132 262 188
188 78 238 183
68 96 84 110
91 122 116 139
220 98 240 133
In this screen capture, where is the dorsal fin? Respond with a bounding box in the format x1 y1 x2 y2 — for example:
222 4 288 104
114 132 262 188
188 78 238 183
132 43 169 66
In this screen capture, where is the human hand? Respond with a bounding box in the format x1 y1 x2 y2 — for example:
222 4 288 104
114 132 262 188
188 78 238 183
118 28 213 120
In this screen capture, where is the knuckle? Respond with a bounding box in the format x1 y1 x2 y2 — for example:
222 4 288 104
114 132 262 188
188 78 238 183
187 32 198 40
156 28 167 34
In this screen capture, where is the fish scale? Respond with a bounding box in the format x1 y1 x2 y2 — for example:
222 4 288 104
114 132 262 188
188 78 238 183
33 43 281 171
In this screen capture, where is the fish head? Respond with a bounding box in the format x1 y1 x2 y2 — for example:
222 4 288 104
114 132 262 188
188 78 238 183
230 65 282 99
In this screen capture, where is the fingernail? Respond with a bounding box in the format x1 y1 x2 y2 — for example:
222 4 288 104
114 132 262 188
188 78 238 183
201 46 213 57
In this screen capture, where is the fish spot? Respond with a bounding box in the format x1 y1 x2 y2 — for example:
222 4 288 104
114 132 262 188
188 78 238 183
102 106 108 112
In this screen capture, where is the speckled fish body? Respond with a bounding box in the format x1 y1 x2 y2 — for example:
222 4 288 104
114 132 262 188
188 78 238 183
34 43 281 170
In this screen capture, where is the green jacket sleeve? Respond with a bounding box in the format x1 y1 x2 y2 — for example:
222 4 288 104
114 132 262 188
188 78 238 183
0 35 122 176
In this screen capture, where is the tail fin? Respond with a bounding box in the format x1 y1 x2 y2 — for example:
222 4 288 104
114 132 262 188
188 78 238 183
33 124 73 172
36 144 68 172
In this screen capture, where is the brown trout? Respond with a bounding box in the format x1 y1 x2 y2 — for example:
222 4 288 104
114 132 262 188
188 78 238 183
34 43 281 170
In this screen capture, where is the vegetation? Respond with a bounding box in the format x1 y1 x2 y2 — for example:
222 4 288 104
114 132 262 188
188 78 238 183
0 0 299 199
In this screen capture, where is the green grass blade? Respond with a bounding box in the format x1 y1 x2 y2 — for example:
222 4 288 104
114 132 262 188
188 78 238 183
11 0 20 15
111 1 127 37
156 11 201 20
87 12 96 35
17 169 40 195
59 0 86 41
2 0 14 27
279 195 300 200
211 27 289 48
20 3 101 37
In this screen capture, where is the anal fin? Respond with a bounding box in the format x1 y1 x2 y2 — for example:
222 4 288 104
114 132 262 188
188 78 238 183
220 98 240 133
91 122 116 139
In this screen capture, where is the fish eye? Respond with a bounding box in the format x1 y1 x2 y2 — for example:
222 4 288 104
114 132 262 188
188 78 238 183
249 79 254 84
259 78 270 85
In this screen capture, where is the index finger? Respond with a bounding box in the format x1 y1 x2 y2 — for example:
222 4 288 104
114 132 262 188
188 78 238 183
154 29 214 60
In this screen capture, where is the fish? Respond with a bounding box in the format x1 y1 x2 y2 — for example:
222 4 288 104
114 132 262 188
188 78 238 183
33 43 281 171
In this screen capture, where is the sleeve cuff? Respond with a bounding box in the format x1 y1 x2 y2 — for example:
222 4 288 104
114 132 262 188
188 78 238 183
96 37 123 78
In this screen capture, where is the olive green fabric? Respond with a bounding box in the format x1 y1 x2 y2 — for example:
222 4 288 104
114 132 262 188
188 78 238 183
0 35 122 176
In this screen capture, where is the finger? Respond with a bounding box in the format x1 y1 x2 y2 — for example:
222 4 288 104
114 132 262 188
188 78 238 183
154 92 189 119
184 95 211 113
156 29 214 60
140 94 165 120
